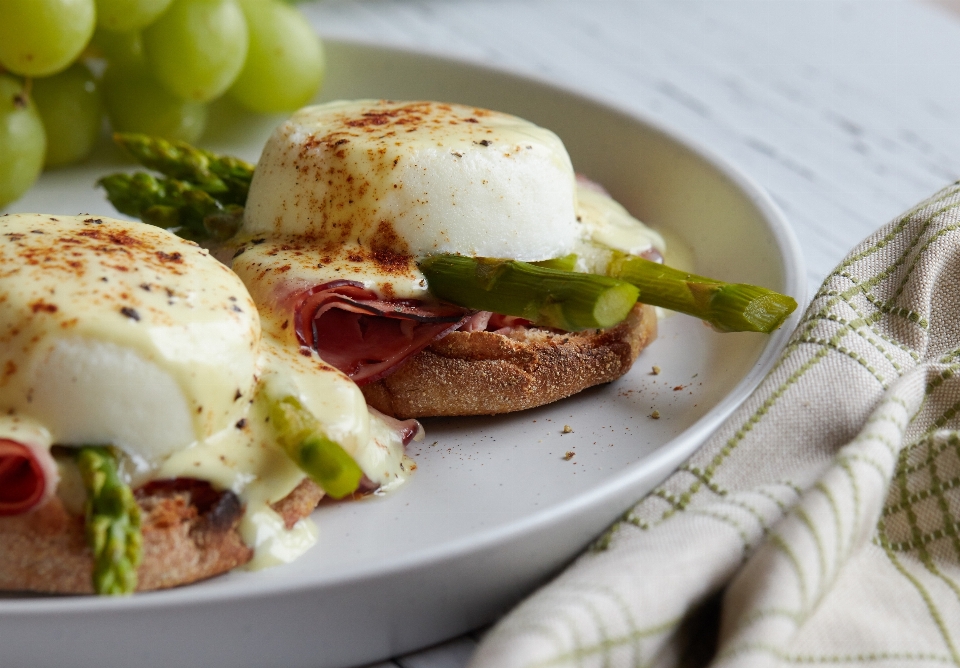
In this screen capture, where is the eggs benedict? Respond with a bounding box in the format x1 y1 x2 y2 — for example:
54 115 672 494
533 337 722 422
0 213 419 594
228 100 662 417
98 101 796 420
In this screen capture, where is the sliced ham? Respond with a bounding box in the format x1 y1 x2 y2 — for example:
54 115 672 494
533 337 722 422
291 281 547 383
368 406 423 446
460 310 493 332
575 173 611 196
0 438 59 516
293 280 470 385
486 313 532 333
639 247 664 264
459 312 532 334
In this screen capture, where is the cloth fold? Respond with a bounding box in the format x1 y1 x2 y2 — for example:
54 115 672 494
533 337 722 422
470 183 960 668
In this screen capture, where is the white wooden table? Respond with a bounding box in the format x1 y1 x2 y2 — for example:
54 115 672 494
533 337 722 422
298 1 960 665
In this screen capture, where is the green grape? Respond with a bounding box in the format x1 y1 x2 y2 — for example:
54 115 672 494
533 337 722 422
31 63 104 168
0 0 96 77
143 0 249 103
102 64 207 143
96 0 175 32
0 76 46 208
91 29 146 65
229 0 324 113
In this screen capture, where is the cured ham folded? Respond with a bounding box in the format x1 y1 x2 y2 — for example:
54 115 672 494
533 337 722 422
0 439 58 517
292 280 470 385
290 280 545 386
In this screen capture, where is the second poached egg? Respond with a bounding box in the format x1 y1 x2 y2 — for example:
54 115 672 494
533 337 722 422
242 100 581 260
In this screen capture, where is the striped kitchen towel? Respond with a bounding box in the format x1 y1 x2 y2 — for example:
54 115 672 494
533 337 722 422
470 183 960 668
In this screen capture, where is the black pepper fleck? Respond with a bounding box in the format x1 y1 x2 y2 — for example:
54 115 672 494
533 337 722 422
156 251 183 263
120 307 140 321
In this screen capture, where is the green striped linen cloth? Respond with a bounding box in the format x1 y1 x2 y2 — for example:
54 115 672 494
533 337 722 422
470 183 960 668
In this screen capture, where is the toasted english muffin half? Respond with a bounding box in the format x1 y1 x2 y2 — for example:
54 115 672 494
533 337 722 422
0 478 323 594
361 304 655 418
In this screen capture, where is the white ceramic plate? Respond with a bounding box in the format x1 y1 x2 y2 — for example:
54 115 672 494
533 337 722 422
0 40 805 668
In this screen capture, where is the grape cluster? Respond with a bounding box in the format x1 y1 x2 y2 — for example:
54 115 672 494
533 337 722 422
0 0 324 209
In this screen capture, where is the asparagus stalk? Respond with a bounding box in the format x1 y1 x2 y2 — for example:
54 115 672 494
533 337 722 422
531 254 578 272
113 132 254 206
605 253 797 333
98 172 244 241
99 134 796 333
265 393 364 499
75 446 142 596
419 255 640 331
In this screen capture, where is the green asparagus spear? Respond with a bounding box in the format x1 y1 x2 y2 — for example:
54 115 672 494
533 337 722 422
112 132 254 206
265 392 364 499
97 172 244 241
75 446 142 596
98 134 795 333
605 253 797 333
531 254 578 272
419 255 640 331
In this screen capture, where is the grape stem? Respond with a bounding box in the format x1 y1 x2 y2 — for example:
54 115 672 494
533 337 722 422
12 76 30 108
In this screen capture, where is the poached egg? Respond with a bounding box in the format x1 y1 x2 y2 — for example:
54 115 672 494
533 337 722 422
0 213 415 569
232 100 665 337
